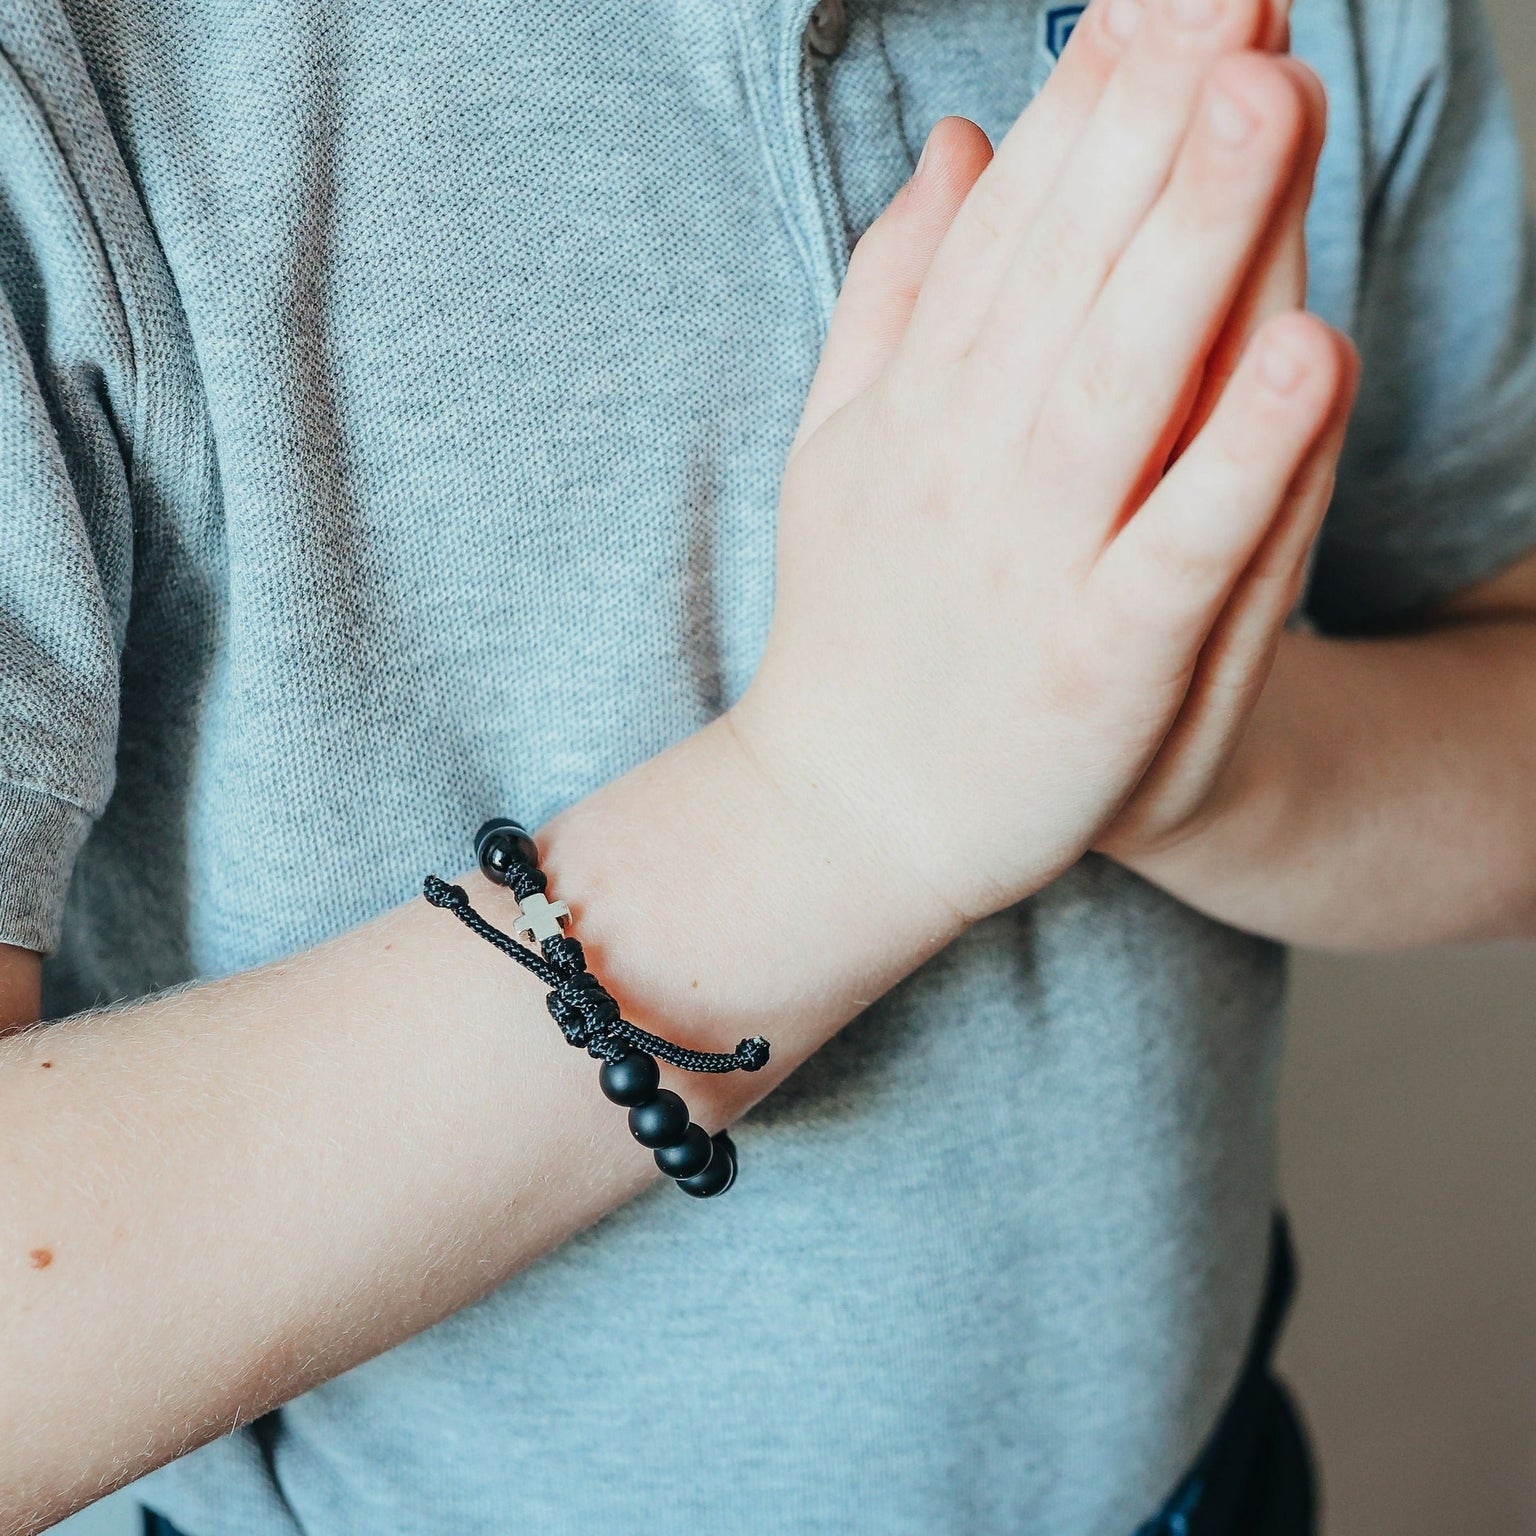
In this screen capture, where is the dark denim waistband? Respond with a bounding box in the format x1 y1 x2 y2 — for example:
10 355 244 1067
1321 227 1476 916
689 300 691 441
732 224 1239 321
1137 1212 1315 1536
143 1214 1313 1536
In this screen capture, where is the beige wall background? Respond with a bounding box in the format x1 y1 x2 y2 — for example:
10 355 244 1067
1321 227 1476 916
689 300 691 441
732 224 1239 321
1275 7 1536 1532
46 4 1536 1535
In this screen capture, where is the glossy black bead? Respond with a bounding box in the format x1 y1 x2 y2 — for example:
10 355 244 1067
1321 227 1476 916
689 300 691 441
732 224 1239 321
677 1132 737 1198
474 818 539 884
654 1123 714 1180
599 1050 660 1107
627 1089 689 1148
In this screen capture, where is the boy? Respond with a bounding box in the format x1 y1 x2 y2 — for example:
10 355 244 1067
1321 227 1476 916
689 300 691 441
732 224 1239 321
4 0 1536 1532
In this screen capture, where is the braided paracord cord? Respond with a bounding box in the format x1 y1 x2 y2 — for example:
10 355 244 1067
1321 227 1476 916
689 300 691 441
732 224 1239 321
422 875 769 1074
423 819 770 1198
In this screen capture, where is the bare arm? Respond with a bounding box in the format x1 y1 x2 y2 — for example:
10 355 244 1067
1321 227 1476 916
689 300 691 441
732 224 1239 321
3 718 958 1533
1115 547 1536 949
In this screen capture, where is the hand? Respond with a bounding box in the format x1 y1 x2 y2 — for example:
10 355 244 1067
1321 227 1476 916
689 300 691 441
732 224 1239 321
729 0 1357 926
1095 15 1362 866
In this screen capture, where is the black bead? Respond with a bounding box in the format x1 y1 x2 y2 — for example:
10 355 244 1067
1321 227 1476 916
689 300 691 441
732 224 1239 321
474 818 539 884
627 1090 689 1149
654 1123 714 1180
599 1051 660 1107
677 1132 737 1198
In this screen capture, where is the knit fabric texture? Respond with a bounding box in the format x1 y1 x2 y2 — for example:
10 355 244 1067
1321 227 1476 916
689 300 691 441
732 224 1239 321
4 0 1536 1530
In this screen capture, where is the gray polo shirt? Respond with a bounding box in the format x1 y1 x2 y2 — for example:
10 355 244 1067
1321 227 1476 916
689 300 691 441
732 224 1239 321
4 0 1536 1529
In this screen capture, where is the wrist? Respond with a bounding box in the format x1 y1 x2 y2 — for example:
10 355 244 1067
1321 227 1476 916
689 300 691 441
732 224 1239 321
526 711 966 1120
722 683 978 934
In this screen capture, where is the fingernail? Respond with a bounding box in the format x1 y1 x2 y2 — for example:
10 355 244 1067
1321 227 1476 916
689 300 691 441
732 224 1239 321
1104 0 1144 43
1258 334 1306 393
1167 0 1222 28
1206 82 1259 144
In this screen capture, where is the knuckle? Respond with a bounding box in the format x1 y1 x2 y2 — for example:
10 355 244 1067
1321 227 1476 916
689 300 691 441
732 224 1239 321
1027 342 1134 475
1069 336 1135 418
1140 519 1228 600
1024 206 1089 295
960 175 1014 252
1023 391 1094 494
1086 552 1201 692
1036 602 1103 717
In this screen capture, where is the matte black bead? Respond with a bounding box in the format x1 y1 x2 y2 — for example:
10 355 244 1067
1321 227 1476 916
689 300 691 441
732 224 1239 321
474 818 539 884
628 1090 689 1148
677 1132 737 1198
654 1123 714 1180
599 1050 660 1107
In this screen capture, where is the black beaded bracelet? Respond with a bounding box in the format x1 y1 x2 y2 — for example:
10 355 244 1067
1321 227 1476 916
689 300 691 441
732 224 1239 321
423 819 769 1199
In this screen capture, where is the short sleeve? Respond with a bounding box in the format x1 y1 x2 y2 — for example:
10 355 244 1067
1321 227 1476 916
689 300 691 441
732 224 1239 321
0 45 134 954
1304 0 1536 635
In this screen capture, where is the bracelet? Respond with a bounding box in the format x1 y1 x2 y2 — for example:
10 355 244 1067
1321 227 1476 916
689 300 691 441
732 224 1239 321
423 819 770 1199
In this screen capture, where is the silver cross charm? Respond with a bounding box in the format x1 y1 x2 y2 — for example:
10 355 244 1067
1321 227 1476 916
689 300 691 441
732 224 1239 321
512 890 570 942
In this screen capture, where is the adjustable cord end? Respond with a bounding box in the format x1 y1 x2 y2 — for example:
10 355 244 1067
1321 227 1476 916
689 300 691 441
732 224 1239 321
423 875 468 910
736 1037 770 1072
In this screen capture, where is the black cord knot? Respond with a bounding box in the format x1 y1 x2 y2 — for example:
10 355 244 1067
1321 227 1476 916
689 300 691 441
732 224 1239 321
546 979 596 1046
735 1037 771 1072
542 934 586 972
579 982 621 1026
545 974 621 1047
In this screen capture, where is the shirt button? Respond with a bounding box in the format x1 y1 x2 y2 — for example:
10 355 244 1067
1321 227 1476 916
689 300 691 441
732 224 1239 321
804 0 849 59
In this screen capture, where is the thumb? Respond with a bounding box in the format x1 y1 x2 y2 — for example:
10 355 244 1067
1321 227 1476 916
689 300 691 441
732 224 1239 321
792 116 992 453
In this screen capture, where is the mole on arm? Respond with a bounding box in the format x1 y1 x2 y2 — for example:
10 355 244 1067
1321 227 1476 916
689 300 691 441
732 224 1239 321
28 1248 52 1269
40 1061 52 1069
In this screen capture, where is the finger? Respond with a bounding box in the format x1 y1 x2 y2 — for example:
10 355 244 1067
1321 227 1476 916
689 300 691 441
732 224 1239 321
1086 310 1348 685
1183 325 1359 704
954 0 1270 407
1169 53 1324 461
1120 332 1359 804
1027 53 1308 543
791 117 993 452
901 0 1151 361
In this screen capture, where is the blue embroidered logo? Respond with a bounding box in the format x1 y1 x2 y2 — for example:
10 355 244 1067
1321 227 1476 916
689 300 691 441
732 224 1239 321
1044 3 1087 58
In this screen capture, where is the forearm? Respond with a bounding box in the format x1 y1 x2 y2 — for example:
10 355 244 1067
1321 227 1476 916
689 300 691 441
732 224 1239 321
1120 623 1536 949
1 714 962 1534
